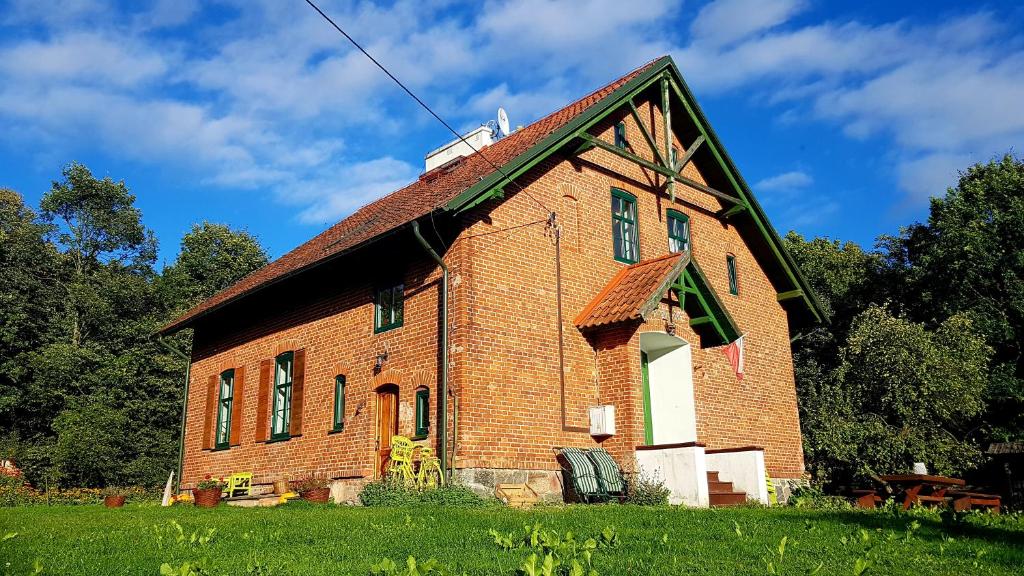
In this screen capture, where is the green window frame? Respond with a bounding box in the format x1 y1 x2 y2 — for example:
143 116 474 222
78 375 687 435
332 375 346 432
611 188 639 263
614 121 627 148
667 209 690 253
215 369 234 450
271 351 293 441
414 388 429 439
375 284 404 333
727 254 739 295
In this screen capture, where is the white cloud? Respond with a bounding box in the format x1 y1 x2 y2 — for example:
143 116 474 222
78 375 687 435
755 170 813 192
674 5 1024 205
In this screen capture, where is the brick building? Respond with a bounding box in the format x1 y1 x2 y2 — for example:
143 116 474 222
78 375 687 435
160 56 825 505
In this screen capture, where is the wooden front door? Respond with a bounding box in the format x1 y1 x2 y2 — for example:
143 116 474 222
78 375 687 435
375 385 399 476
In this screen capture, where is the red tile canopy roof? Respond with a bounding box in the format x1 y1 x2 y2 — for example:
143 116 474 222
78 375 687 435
159 58 663 334
574 253 688 330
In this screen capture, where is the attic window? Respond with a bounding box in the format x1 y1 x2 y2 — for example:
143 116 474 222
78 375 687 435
667 210 689 253
614 122 628 149
727 254 739 295
375 284 405 333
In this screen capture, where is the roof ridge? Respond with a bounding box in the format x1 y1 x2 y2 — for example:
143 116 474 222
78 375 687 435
161 56 670 334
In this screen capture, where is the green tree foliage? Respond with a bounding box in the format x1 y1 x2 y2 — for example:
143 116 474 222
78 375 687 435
882 154 1024 440
159 222 268 315
0 163 268 488
800 306 989 483
789 154 1024 487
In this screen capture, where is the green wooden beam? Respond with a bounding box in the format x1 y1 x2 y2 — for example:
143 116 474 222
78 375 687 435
661 75 675 202
689 316 713 326
674 134 704 175
718 204 747 219
776 289 805 302
628 99 667 168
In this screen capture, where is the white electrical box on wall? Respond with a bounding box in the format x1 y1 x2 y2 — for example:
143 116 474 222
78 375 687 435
589 405 616 436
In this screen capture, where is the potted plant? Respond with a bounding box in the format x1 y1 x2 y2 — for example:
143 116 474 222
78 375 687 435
192 475 225 508
291 476 331 503
102 487 126 508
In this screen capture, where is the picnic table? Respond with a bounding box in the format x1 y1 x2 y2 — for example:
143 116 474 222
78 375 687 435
879 474 965 510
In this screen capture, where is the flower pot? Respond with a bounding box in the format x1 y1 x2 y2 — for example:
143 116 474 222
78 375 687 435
273 480 289 495
103 495 125 508
301 487 331 503
192 487 223 508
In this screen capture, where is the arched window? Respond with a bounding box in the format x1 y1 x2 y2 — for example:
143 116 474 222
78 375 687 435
611 188 639 263
414 387 430 439
667 209 690 253
726 254 739 295
332 375 346 432
215 369 234 449
271 351 293 440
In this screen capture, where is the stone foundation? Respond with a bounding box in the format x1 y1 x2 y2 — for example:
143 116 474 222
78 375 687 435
452 468 564 503
770 477 808 504
330 478 372 504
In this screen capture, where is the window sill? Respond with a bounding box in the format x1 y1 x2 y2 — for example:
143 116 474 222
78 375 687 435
412 434 428 441
265 435 293 444
212 445 230 452
613 257 638 265
328 427 345 435
374 324 403 334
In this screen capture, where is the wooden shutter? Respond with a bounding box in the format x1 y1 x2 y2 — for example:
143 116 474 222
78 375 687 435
202 374 217 450
229 366 246 446
289 348 306 437
255 359 273 442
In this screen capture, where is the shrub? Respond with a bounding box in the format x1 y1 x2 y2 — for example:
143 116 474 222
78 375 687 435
625 472 670 506
195 476 225 491
787 485 852 510
359 480 486 507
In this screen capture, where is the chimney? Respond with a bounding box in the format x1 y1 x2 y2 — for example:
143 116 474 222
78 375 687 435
424 126 494 172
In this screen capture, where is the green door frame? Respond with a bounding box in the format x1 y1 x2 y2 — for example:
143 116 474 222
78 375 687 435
641 351 653 445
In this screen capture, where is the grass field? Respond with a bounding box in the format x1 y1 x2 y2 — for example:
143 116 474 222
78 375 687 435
1 503 1022 575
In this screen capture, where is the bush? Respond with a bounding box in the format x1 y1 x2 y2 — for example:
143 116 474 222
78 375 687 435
625 472 670 506
359 480 486 507
787 485 852 510
0 475 162 507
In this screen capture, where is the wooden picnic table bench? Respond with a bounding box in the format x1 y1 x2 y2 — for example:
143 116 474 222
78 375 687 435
878 474 965 510
948 490 1002 514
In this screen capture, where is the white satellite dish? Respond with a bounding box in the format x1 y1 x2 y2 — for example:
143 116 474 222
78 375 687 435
497 107 510 137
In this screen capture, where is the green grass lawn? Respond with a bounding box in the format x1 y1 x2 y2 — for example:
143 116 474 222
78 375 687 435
0 503 1022 575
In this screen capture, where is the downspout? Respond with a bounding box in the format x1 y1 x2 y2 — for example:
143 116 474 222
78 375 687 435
411 220 449 480
156 335 191 493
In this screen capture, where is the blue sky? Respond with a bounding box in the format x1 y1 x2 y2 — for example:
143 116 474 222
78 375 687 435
2 0 1023 266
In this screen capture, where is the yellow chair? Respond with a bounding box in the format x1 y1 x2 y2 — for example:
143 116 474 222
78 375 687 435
385 436 416 487
416 447 444 489
226 472 253 498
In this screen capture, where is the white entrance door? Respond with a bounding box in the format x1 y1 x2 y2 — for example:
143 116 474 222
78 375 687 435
640 332 696 445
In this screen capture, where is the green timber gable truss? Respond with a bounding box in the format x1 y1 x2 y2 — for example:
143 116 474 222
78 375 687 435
444 56 826 327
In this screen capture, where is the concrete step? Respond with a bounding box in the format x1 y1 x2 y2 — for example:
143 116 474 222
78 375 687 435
707 480 734 492
709 490 747 507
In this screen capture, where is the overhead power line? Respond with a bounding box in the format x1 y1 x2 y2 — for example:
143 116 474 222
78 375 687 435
302 0 552 215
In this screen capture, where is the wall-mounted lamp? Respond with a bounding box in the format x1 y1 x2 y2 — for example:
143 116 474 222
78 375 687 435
375 351 389 370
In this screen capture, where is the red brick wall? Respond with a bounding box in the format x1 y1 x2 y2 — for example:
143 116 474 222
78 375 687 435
449 93 805 478
181 244 446 488
181 89 806 486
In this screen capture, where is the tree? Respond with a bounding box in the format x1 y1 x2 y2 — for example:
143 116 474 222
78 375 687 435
159 222 268 315
882 154 1024 441
52 401 129 487
39 162 157 348
802 306 990 485
0 190 63 440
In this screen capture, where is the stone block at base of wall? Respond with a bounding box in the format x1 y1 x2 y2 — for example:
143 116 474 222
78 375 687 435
330 478 372 504
771 477 808 505
452 468 564 503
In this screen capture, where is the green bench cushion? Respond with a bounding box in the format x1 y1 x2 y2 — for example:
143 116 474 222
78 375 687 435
587 448 626 495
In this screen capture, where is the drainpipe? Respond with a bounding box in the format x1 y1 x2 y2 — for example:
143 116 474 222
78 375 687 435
411 220 449 480
157 335 191 493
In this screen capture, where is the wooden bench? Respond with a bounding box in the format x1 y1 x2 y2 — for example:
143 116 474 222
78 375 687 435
950 491 1001 514
853 489 882 509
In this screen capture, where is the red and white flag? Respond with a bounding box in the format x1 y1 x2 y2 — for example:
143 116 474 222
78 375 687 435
722 335 744 380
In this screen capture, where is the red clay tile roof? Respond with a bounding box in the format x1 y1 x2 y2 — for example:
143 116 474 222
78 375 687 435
574 253 688 330
160 58 664 335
